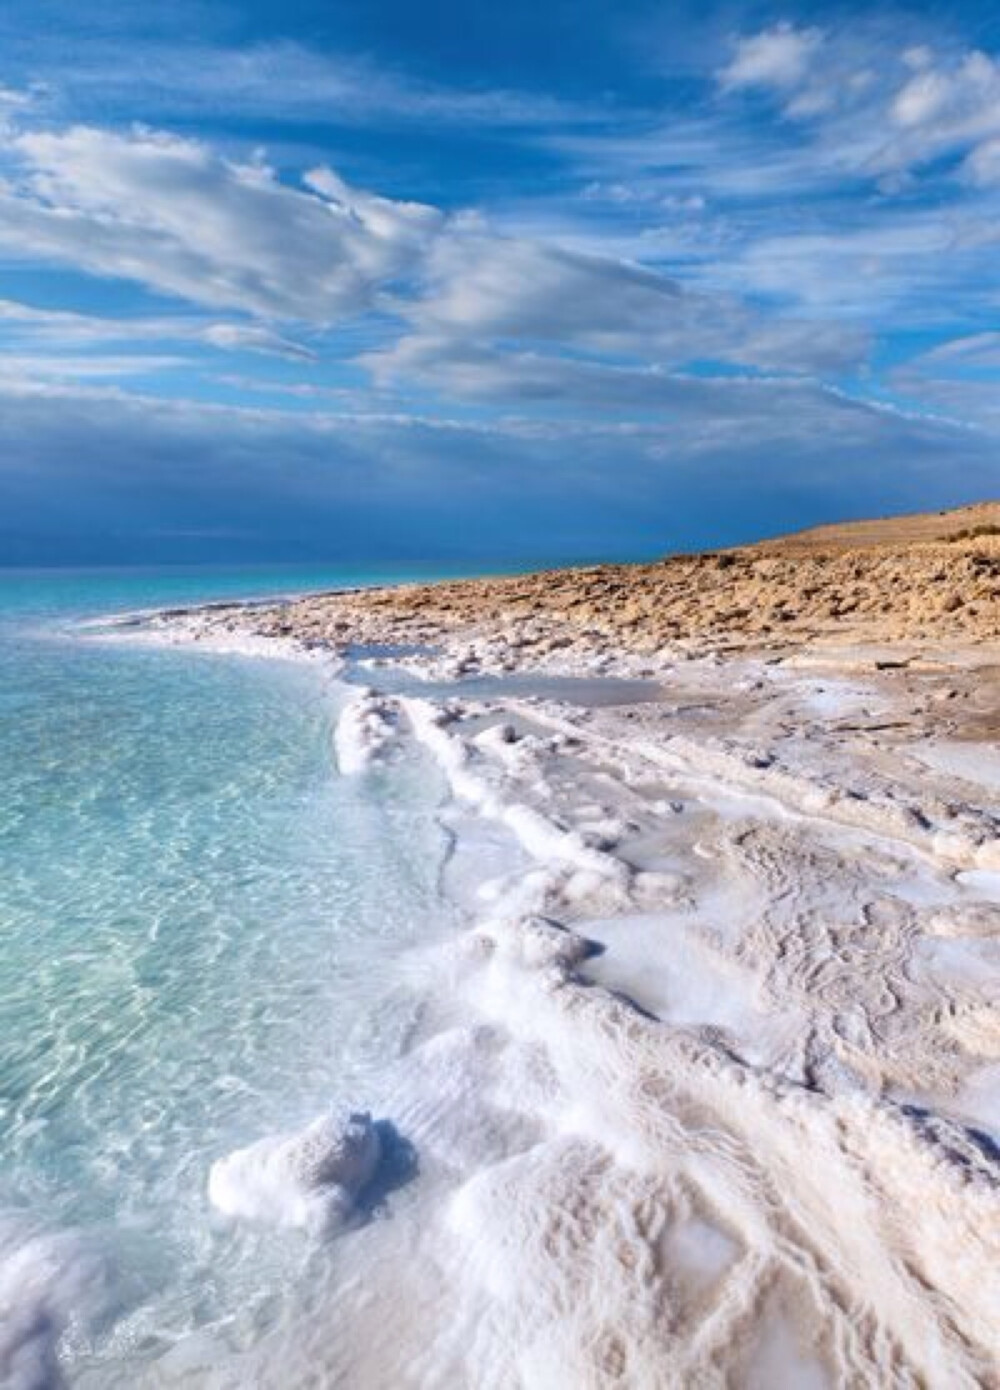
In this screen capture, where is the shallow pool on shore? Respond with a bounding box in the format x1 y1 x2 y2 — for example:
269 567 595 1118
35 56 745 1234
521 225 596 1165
0 570 463 1385
344 656 665 708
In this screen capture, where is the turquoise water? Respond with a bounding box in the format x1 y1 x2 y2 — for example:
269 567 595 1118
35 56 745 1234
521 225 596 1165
0 567 460 1384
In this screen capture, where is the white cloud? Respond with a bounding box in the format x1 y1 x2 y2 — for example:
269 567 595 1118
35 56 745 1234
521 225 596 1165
890 372 1000 434
883 49 1000 178
718 26 1000 187
401 234 685 349
0 297 319 372
0 84 33 110
963 134 1000 186
0 115 869 393
891 68 953 126
200 323 316 361
0 299 124 338
888 330 1000 433
719 23 823 93
4 36 596 133
917 332 1000 368
365 337 869 425
713 216 956 311
368 229 867 394
0 125 442 320
902 46 934 72
0 352 188 381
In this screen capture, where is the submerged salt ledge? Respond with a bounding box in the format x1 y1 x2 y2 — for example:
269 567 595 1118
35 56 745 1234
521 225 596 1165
0 1220 111 1390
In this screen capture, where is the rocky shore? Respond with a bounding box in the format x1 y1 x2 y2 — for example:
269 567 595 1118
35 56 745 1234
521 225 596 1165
197 501 1000 665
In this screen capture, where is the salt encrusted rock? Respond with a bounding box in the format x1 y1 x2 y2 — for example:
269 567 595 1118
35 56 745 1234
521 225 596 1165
208 1110 382 1233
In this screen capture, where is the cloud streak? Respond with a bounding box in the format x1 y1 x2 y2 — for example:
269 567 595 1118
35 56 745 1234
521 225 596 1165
0 126 441 320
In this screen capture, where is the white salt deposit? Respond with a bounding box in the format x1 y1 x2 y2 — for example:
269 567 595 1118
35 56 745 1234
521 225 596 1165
913 739 1000 794
383 663 1000 1386
0 1220 110 1390
403 697 629 885
77 610 1000 1385
333 689 401 774
208 1110 382 1234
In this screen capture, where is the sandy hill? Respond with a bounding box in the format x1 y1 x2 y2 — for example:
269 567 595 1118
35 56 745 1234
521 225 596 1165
237 502 1000 656
754 500 1000 553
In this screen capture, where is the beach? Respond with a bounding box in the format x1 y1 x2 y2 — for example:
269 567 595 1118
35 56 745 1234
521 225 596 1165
5 0 1000 1377
120 504 1000 1386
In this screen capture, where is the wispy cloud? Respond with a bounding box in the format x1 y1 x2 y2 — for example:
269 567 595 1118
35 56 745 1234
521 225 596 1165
0 353 189 381
199 323 316 361
0 6 997 562
0 298 315 360
916 333 1000 370
889 330 1000 435
0 117 871 395
0 34 601 133
717 21 1000 186
0 126 441 320
368 228 869 397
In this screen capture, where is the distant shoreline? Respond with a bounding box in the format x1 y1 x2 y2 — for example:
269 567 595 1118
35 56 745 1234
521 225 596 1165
146 500 1000 666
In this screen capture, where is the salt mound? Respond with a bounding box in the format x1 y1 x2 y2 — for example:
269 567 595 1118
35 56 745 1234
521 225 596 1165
334 691 399 775
208 1110 382 1233
475 915 594 972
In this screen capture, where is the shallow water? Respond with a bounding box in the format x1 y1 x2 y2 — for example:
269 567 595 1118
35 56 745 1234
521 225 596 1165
345 657 664 707
0 568 460 1384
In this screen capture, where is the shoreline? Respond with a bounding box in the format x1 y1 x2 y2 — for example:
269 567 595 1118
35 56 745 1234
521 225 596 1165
138 499 1000 672
131 518 1000 1386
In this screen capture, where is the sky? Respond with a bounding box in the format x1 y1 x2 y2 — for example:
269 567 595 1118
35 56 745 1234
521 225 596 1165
0 0 999 565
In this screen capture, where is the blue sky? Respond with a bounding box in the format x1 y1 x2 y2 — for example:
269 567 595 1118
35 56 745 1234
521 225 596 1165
1 0 998 564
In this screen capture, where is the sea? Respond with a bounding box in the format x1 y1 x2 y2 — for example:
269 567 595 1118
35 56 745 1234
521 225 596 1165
0 565 477 1386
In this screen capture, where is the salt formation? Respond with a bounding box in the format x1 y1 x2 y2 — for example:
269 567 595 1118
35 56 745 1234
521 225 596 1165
208 1110 382 1233
0 1221 109 1390
394 680 1000 1387
148 586 1000 1384
334 690 401 774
